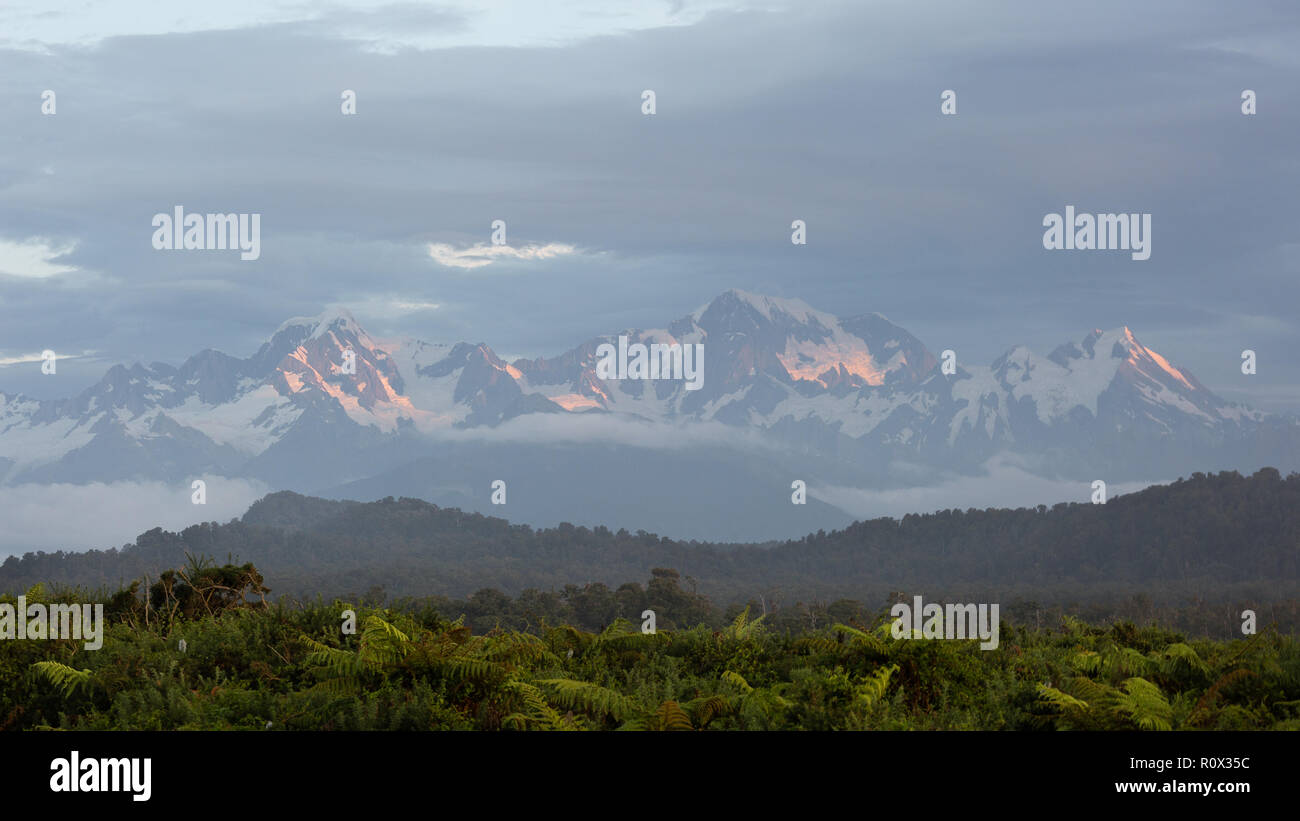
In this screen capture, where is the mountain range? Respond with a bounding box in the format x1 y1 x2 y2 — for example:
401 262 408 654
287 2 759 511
2 289 1296 542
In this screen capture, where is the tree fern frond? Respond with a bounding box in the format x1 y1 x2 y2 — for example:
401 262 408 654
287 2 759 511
652 700 694 731
31 661 93 699
832 623 886 651
479 632 546 665
1036 683 1090 712
501 680 564 729
794 637 842 655
721 670 753 694
357 615 411 669
536 678 641 721
857 664 898 707
725 606 766 640
443 658 510 685
1160 643 1210 678
592 618 658 649
1067 676 1111 706
1114 647 1156 678
299 635 366 694
500 712 529 731
683 694 733 726
1072 650 1103 675
1114 677 1173 731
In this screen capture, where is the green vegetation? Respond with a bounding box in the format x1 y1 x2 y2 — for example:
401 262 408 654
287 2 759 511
2 469 1296 639
3 562 1297 731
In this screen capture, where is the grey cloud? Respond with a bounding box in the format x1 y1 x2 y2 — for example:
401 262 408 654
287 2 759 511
0 0 1296 411
0 477 269 556
816 455 1165 521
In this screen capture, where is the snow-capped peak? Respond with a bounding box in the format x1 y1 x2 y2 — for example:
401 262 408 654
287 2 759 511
0 295 1283 494
1091 326 1200 393
275 307 368 343
992 325 1225 431
693 289 826 324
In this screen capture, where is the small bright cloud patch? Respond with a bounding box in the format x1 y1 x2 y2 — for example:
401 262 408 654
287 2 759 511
428 242 578 270
0 238 79 278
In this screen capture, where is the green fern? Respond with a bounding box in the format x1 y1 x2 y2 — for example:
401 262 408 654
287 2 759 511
1114 677 1173 731
651 700 694 731
357 615 411 668
856 664 898 707
536 678 641 722
1037 683 1090 712
1071 650 1103 675
31 661 94 699
725 606 766 640
832 623 888 652
300 615 414 694
443 658 510 685
721 670 754 694
301 636 365 694
591 618 659 650
500 679 565 730
1159 643 1210 680
682 694 733 727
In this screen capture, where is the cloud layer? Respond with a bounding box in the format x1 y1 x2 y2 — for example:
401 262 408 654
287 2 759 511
816 455 1164 521
0 478 269 556
1 0 1297 414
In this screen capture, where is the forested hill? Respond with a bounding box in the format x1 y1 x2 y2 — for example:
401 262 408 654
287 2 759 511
2 468 1296 606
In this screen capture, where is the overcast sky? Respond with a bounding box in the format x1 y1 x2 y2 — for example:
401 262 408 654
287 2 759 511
2 0 1297 411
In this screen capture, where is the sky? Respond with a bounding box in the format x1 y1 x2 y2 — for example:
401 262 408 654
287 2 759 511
1 0 1298 412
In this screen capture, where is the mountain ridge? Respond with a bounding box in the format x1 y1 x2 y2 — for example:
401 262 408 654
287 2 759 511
1 468 1294 608
2 289 1296 541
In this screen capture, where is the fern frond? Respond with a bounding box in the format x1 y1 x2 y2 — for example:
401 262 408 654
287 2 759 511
857 664 898 707
357 615 411 669
725 606 766 639
832 623 886 651
721 670 753 694
479 632 546 665
1114 677 1173 731
31 661 93 699
536 678 641 721
1072 650 1103 675
500 680 564 729
794 637 842 655
683 694 733 726
1036 683 1090 712
1115 647 1156 678
592 618 658 649
1067 676 1111 706
1160 643 1210 678
652 700 694 731
300 635 365 694
443 658 510 685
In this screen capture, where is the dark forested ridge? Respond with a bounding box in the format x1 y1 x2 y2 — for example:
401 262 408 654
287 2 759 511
2 469 1297 623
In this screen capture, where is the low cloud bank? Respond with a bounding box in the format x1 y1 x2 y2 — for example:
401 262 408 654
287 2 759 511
0 477 269 556
815 455 1164 520
421 412 782 453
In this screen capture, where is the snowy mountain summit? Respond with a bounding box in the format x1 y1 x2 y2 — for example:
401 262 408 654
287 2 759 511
0 290 1292 492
